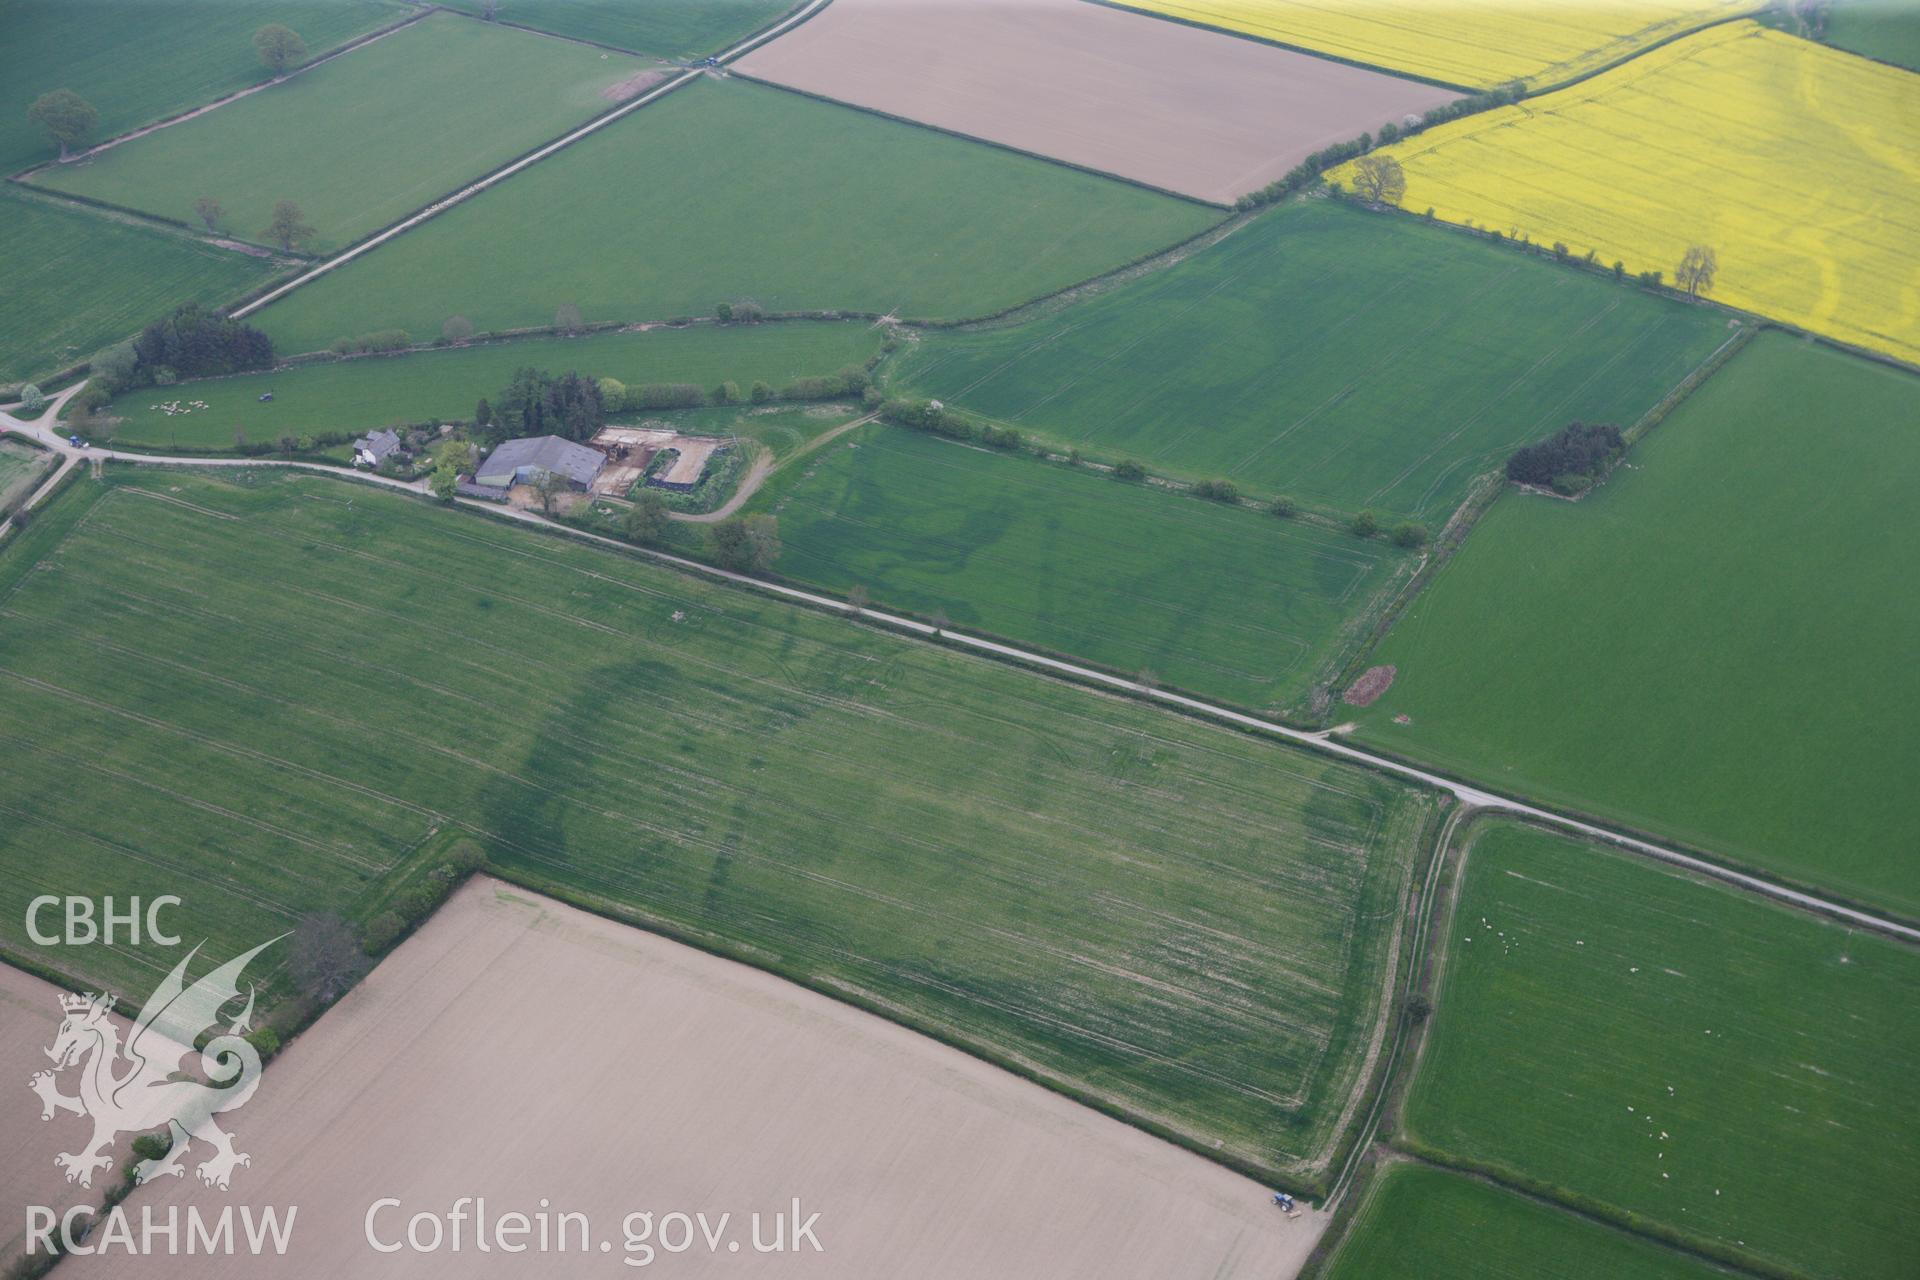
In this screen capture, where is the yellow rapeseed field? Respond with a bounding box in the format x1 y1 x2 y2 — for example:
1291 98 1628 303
1339 22 1920 365
1110 0 1756 89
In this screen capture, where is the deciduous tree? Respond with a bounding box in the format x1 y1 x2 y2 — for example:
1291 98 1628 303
253 25 308 75
290 912 367 1004
263 199 315 252
533 467 569 516
624 491 671 545
1349 154 1406 207
192 196 223 233
441 315 474 343
710 514 780 573
554 303 584 335
1675 245 1718 300
27 89 98 160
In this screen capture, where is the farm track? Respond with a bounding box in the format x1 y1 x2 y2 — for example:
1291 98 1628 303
227 0 836 322
4 383 1912 949
671 409 879 524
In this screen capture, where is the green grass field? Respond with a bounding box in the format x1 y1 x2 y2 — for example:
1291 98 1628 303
751 424 1410 710
1404 819 1920 1280
250 77 1220 355
1799 1 1920 70
0 189 275 385
0 467 1436 1180
93 321 880 449
1354 336 1920 913
1324 1164 1735 1280
31 13 652 253
1 0 407 176
438 0 797 57
892 200 1729 522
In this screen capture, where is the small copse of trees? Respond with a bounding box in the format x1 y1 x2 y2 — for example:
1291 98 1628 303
88 304 275 397
488 366 605 446
1506 420 1625 495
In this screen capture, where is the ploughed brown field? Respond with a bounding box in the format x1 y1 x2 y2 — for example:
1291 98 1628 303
3 965 133 1268
67 881 1322 1277
733 0 1454 204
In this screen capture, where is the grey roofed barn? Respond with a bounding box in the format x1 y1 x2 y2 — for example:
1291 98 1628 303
474 435 605 489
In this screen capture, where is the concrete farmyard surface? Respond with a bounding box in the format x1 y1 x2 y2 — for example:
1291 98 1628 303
61 878 1321 1277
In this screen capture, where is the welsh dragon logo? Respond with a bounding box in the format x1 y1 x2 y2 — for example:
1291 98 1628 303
30 938 279 1190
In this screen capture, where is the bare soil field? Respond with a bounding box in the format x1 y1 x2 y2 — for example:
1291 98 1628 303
732 0 1453 204
1 964 132 1268
74 879 1324 1277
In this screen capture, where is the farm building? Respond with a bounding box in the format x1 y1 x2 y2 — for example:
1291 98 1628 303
475 435 604 490
351 428 403 468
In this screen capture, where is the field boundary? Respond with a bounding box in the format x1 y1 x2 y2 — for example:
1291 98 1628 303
1309 796 1457 1197
3 181 309 261
921 207 1261 333
4 444 1915 943
1080 0 1473 92
1324 317 1749 712
1330 191 1920 378
1382 821 1812 1280
1087 0 1767 99
737 424 1415 717
725 70 1230 210
462 0 812 61
484 862 1319 1193
6 5 431 183
1304 810 1800 1280
228 0 836 326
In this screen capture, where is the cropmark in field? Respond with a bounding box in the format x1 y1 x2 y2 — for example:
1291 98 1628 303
893 199 1728 522
247 77 1220 356
754 422 1410 711
1345 21 1920 365
29 12 660 254
1402 818 1920 1280
733 0 1454 205
1354 335 1920 915
0 468 1438 1182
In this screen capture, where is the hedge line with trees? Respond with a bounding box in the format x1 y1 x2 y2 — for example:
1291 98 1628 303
1234 84 1523 212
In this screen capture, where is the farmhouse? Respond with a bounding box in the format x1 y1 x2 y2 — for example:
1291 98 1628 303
350 428 402 469
474 435 604 490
